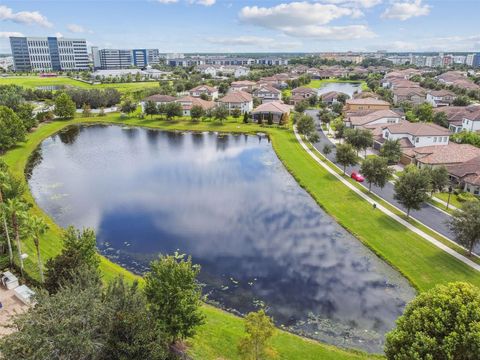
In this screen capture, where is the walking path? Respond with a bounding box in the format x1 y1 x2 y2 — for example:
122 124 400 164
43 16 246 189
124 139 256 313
294 127 480 272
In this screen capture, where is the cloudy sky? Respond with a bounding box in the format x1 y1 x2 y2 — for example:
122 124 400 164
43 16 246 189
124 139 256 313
1 0 479 53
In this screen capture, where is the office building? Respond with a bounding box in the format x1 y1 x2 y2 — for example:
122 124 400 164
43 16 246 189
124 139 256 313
10 36 88 72
473 53 480 68
92 48 160 69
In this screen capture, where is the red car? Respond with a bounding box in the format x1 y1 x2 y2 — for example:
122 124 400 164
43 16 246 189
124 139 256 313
351 171 365 182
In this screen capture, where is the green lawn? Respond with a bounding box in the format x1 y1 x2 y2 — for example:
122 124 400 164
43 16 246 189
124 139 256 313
305 78 366 89
2 112 480 359
0 76 160 94
434 192 476 210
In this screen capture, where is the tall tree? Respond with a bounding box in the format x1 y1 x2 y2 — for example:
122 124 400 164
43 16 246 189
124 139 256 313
0 106 26 152
385 282 480 360
393 167 431 218
413 102 434 122
190 105 204 121
428 166 449 196
433 111 449 128
380 139 402 164
335 143 358 174
212 105 229 122
0 170 14 267
238 309 276 360
449 201 480 255
296 114 316 137
144 100 158 118
344 128 373 156
23 215 49 282
5 198 27 275
120 98 138 115
360 156 394 192
164 102 183 120
54 93 76 119
144 252 205 346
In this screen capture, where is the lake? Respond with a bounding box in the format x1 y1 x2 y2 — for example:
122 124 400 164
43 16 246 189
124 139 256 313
28 124 414 353
316 82 363 98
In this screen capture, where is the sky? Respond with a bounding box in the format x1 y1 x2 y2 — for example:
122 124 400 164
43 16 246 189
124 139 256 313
0 0 480 54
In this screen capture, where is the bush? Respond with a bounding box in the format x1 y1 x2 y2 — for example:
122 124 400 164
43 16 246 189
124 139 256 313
457 192 479 203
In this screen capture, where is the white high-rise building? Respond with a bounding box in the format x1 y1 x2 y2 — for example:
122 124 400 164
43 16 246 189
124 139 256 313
466 54 475 66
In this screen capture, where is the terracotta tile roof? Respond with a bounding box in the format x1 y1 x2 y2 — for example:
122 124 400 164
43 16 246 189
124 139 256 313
189 85 217 93
176 96 215 111
393 87 426 97
252 101 291 114
447 156 480 185
320 91 348 102
346 97 390 106
403 143 480 165
253 84 281 95
385 121 451 136
433 105 480 125
348 109 402 126
292 86 317 95
428 89 456 97
231 80 256 86
144 94 177 103
219 91 253 103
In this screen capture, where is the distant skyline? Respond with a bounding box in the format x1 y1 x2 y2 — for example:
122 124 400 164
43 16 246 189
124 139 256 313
1 0 480 54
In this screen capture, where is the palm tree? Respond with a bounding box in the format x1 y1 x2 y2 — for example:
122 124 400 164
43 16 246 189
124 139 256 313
5 198 27 275
23 215 49 282
0 171 14 267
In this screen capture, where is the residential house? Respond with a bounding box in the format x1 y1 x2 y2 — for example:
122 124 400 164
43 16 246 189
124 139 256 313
189 85 218 100
433 105 480 133
426 89 457 107
344 98 391 112
461 109 480 132
230 80 257 93
252 101 291 123
447 156 480 195
175 96 215 117
392 87 426 105
402 143 480 169
320 91 347 105
436 71 480 91
252 85 282 103
218 91 253 114
380 122 451 154
141 94 177 111
290 87 318 105
345 109 403 128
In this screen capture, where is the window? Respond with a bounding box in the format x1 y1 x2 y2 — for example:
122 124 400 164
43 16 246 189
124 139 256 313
433 137 437 142
415 137 419 143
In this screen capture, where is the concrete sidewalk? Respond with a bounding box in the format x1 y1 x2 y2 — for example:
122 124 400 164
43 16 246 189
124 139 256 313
294 127 480 273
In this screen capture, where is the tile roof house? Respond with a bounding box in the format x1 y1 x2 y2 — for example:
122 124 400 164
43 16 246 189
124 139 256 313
175 96 215 116
290 86 318 105
252 101 291 123
402 143 480 168
433 105 480 133
319 91 348 105
230 80 257 92
392 87 427 105
189 85 219 100
141 94 177 112
344 97 391 112
426 89 457 107
218 91 253 114
447 156 480 195
252 84 282 103
345 109 403 128
381 121 451 149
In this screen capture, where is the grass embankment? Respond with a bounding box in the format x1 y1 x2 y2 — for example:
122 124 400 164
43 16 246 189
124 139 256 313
0 76 160 94
1 114 376 360
305 78 366 90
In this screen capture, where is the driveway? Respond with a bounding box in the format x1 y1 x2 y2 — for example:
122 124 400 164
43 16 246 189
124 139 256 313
304 109 470 252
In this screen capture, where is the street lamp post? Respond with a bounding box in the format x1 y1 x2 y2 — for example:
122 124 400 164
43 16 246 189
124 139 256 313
446 185 453 210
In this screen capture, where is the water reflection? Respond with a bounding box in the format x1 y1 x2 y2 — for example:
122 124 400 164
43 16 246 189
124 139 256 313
28 125 414 353
316 82 362 98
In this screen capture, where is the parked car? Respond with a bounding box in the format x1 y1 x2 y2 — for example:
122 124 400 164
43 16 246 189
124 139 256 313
351 171 364 182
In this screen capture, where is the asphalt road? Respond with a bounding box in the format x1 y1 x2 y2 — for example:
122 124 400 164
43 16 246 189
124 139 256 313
303 109 472 253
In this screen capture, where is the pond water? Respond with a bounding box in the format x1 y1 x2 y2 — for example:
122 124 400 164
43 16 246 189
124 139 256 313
316 82 362 98
28 125 414 353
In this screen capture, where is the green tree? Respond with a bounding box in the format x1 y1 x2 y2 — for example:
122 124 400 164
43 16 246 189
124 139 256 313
238 309 276 360
360 156 393 192
294 100 308 113
5 198 27 275
413 102 433 122
385 282 480 360
433 111 449 128
428 166 449 196
0 106 26 152
344 128 373 156
0 171 14 267
336 93 349 104
17 102 37 131
243 111 250 124
22 215 49 282
144 252 205 345
322 144 332 157
82 103 92 117
120 98 138 115
190 105 205 121
212 105 229 122
279 112 288 126
54 92 76 119
102 277 168 360
380 139 402 164
393 167 431 218
449 201 480 255
330 118 346 139
144 100 158 118
335 143 358 174
44 226 100 293
232 108 242 119
452 95 471 106
164 102 183 120
0 268 107 360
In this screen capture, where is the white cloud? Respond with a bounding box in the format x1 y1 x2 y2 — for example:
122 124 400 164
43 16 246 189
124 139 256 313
55 32 64 38
239 2 358 27
382 0 431 21
190 0 216 6
156 0 179 3
67 23 93 34
319 0 382 8
206 35 301 49
0 5 53 28
0 31 24 39
238 2 376 40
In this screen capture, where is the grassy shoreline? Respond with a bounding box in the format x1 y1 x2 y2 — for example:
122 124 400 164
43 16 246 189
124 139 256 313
2 113 480 358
